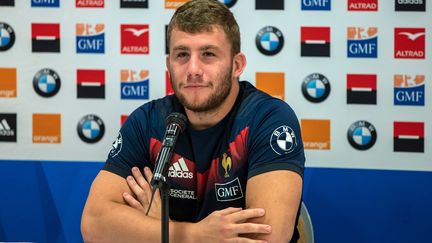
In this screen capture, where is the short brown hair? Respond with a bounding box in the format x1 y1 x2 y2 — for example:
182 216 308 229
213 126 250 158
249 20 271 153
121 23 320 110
167 0 241 56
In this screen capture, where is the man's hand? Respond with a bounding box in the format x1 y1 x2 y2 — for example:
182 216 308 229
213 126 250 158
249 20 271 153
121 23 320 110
193 207 271 243
123 167 272 242
122 167 161 219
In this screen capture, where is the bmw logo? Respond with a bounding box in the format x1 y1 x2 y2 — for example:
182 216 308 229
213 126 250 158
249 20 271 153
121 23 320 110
77 114 105 143
256 26 284 56
0 22 15 51
302 73 331 103
347 120 377 150
270 125 297 155
33 68 61 97
218 0 237 8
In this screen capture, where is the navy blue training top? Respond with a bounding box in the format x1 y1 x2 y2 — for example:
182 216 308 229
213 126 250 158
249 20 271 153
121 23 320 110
103 81 305 224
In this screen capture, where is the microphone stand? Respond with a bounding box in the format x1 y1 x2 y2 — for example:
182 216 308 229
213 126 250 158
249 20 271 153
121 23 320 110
160 178 170 243
148 170 170 243
148 112 187 243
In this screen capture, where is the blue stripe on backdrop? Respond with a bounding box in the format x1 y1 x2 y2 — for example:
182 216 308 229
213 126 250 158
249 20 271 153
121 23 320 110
0 160 431 243
302 168 432 243
0 160 103 243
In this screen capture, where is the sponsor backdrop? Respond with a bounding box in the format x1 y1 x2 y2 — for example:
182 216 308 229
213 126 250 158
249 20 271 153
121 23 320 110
0 0 431 242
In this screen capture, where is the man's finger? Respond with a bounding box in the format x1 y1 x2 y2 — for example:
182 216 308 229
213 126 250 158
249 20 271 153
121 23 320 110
131 167 148 189
218 207 243 216
122 192 145 211
127 175 148 204
231 222 271 235
225 238 267 243
226 208 265 223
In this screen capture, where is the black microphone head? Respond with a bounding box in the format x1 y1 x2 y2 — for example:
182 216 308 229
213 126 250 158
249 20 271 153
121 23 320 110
166 112 187 132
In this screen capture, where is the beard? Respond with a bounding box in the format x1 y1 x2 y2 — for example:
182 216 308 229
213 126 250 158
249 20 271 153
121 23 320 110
170 65 233 113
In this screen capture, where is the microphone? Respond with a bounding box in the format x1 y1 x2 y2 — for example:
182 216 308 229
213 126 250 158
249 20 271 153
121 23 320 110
151 112 187 189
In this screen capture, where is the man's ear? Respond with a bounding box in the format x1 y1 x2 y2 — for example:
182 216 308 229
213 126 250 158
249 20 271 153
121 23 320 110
232 52 247 79
166 55 170 70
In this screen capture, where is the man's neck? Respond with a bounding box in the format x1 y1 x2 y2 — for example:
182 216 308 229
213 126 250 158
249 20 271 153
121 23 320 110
185 81 239 130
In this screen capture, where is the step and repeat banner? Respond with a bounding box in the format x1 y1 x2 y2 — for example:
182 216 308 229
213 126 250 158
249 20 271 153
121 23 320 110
0 0 431 242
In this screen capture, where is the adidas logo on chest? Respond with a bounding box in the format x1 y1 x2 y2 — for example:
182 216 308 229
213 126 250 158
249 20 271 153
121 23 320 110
168 158 194 179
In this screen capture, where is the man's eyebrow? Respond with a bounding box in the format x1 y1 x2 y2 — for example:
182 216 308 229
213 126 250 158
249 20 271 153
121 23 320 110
172 46 189 52
200 45 220 51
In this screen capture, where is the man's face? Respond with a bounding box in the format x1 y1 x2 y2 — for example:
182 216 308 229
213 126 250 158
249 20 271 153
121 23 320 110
167 26 234 113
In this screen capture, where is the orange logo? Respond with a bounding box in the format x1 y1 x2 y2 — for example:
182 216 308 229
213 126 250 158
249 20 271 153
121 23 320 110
256 72 285 100
301 119 330 150
0 68 17 98
32 114 61 144
165 0 190 9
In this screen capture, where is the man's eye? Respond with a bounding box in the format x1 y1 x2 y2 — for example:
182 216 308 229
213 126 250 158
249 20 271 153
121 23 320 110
177 52 188 58
203 52 216 57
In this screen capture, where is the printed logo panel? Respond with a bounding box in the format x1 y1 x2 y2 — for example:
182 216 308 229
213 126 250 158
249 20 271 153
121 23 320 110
302 73 331 103
0 68 17 98
32 113 61 144
0 113 17 142
121 115 128 126
301 27 330 57
165 0 190 9
301 119 331 150
347 74 377 104
33 68 61 97
76 0 104 8
0 22 16 51
347 120 377 150
394 75 424 106
301 0 331 10
77 69 105 99
121 24 149 54
348 0 378 11
0 0 14 6
255 26 284 56
76 23 105 54
77 114 105 143
394 28 425 59
394 122 424 153
166 70 174 96
120 69 149 100
395 0 425 11
31 0 60 7
219 0 237 8
255 0 284 10
347 27 378 58
256 72 284 100
31 23 60 53
121 0 148 8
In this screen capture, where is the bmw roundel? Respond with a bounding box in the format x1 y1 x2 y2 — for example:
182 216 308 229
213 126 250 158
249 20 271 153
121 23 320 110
0 22 16 51
33 68 61 97
270 125 297 155
218 0 237 8
256 26 284 56
302 73 331 103
77 114 105 143
347 120 377 150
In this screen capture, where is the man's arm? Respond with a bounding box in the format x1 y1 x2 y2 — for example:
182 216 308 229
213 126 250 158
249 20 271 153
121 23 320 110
81 170 193 243
81 169 272 243
245 170 303 242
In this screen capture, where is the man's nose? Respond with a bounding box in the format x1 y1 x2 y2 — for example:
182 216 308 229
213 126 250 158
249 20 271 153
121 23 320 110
187 54 203 79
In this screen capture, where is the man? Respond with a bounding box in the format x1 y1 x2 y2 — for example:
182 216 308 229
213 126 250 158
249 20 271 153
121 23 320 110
81 0 305 242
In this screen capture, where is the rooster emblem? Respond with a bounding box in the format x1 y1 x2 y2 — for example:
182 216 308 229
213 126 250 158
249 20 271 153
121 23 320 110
221 153 232 178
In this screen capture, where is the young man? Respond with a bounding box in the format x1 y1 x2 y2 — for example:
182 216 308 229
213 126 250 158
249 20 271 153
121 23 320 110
81 0 305 242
